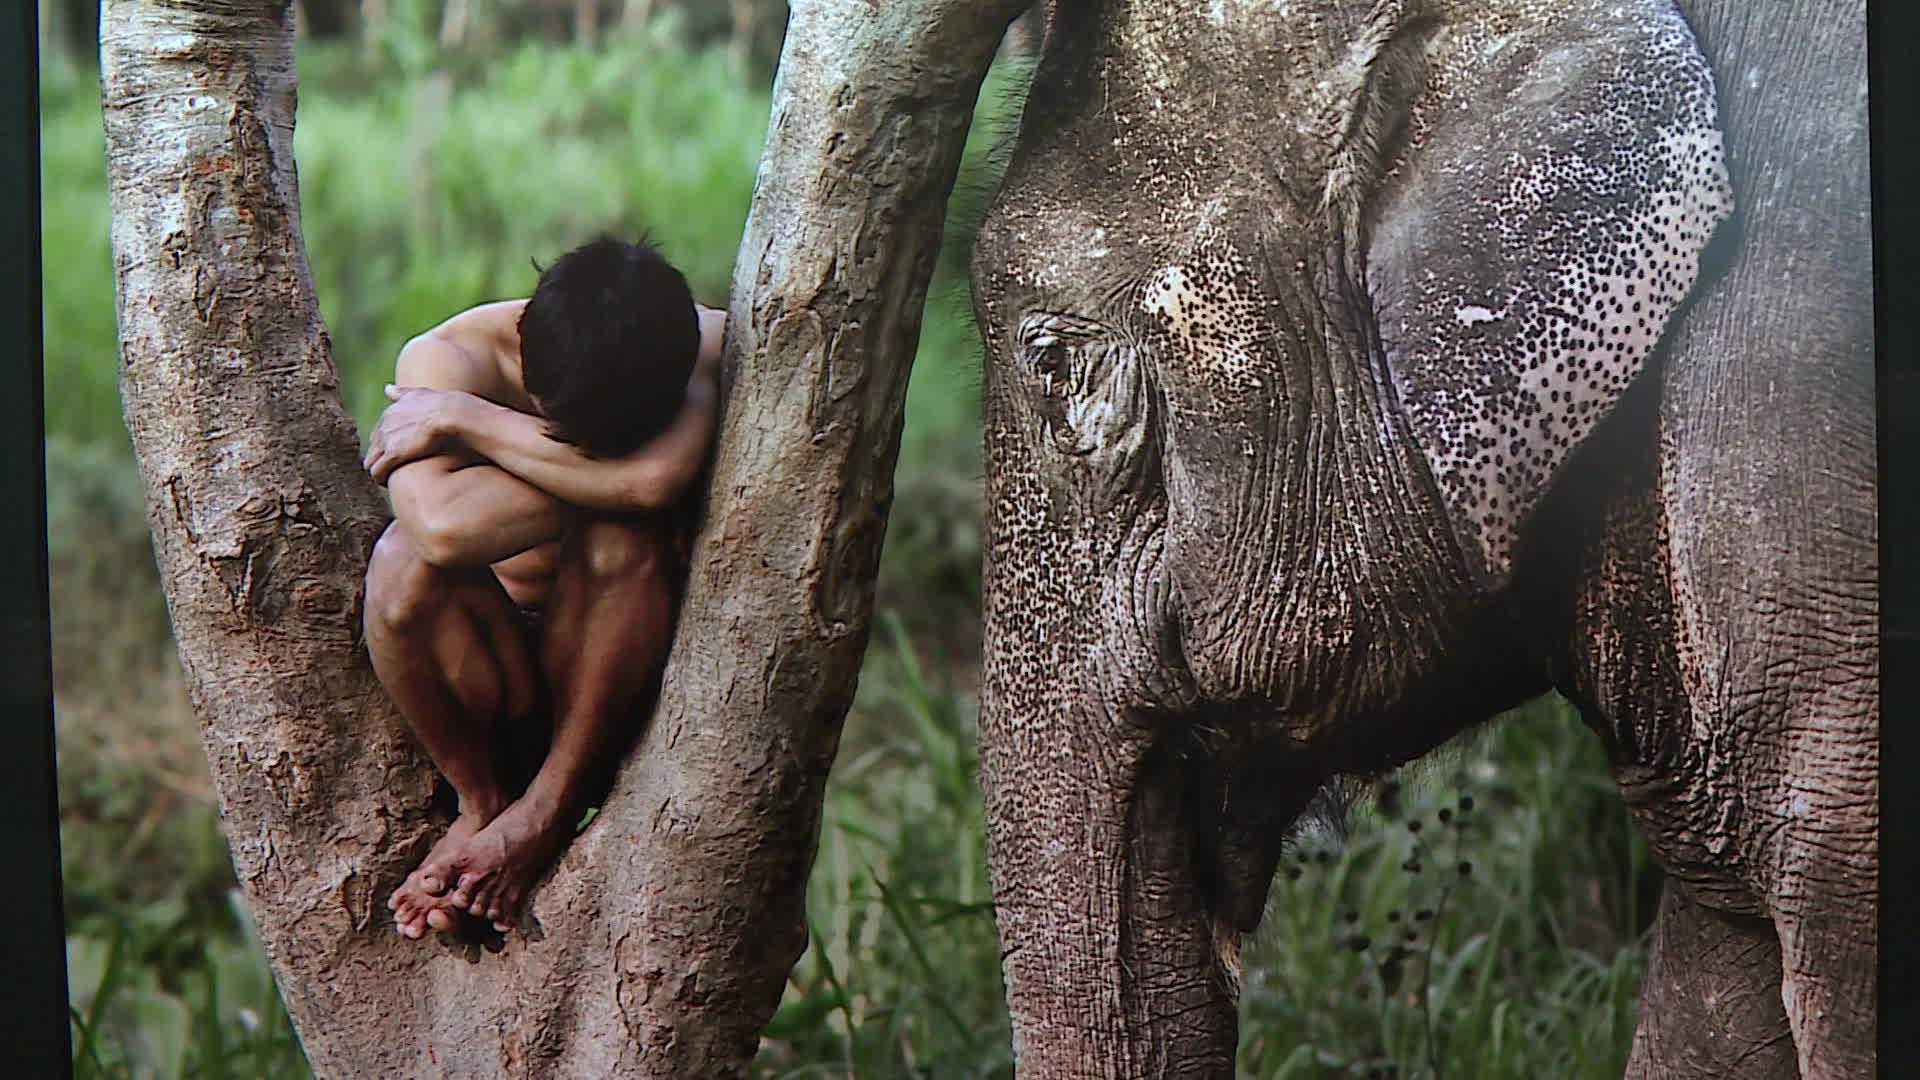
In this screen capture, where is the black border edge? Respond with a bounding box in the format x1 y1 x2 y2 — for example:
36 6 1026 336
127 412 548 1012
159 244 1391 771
8 6 71 1078
1870 0 1918 1069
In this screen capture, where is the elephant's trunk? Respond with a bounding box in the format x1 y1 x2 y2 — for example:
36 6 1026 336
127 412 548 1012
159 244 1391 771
975 344 1248 1073
977 659 1240 1077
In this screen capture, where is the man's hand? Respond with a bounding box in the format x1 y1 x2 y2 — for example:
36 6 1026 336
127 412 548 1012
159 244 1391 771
365 385 477 485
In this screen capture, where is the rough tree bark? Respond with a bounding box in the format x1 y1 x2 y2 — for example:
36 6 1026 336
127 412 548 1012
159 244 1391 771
102 0 1028 1074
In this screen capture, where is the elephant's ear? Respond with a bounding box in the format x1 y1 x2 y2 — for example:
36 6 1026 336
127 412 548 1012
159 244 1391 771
1361 2 1731 584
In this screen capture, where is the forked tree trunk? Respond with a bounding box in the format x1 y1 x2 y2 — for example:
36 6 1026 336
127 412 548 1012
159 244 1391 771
101 0 1028 1074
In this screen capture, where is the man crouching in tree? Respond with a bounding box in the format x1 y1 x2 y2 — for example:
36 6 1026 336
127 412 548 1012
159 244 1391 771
360 236 723 939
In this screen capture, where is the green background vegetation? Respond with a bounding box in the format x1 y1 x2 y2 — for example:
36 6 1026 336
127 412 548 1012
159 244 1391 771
44 9 1655 1078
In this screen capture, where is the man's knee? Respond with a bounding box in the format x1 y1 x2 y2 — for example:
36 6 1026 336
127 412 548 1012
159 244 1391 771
577 518 665 583
366 522 453 633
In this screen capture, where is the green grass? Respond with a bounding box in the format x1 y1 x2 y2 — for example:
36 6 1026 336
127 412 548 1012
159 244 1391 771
45 22 1653 1080
1240 700 1655 1079
756 615 1010 1078
67 896 312 1080
40 54 121 451
49 437 314 1080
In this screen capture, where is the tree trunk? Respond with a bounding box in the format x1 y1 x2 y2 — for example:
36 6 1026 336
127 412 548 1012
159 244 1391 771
101 0 1026 1075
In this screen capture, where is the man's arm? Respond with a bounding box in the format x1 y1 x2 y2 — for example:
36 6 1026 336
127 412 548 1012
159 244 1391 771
440 368 715 512
381 306 724 513
385 455 575 568
373 301 574 567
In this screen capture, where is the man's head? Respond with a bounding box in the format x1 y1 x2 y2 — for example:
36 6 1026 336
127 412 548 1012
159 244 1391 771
517 235 701 459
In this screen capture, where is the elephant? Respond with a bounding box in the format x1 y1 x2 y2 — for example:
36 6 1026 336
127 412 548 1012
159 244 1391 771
966 0 1874 1076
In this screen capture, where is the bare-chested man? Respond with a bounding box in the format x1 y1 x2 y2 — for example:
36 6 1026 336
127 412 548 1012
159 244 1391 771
360 236 723 939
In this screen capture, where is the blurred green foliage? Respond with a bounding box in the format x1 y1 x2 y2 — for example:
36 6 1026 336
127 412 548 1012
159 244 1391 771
45 15 1651 1079
292 23 772 428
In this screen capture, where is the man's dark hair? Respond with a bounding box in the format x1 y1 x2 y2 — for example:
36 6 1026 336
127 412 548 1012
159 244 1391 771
516 235 700 459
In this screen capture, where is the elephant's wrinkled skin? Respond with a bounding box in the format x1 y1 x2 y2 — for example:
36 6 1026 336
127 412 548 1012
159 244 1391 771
968 1 1873 1076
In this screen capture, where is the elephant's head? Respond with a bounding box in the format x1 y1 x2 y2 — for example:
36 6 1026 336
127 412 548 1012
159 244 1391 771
969 0 1729 1070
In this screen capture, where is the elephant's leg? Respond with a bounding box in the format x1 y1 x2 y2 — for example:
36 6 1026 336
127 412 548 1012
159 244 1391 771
975 698 1257 1079
1774 902 1875 1080
1767 712 1879 1080
1649 2 1878 1061
1653 567 1878 1079
1526 393 1801 1076
1625 880 1795 1079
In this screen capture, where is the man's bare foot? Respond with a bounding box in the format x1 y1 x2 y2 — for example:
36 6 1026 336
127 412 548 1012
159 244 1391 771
388 813 490 939
436 793 577 929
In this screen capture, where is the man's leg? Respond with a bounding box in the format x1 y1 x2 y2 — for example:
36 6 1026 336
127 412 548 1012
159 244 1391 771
364 520 540 937
438 516 679 927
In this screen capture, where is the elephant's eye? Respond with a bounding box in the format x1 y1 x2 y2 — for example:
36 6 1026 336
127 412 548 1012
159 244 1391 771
1012 312 1155 477
1019 315 1102 435
1026 333 1071 397
1025 334 1072 429
1018 314 1101 376
1033 337 1069 380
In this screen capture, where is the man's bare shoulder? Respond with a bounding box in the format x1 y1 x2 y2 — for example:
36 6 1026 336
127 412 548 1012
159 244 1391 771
398 300 531 405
